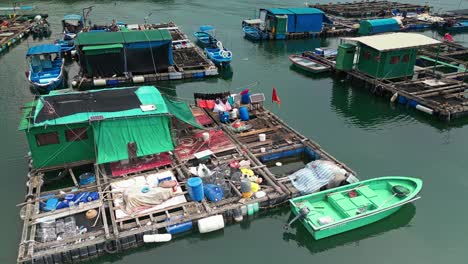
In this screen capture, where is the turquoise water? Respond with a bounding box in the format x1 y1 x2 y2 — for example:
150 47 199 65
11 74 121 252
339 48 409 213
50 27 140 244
1 0 468 263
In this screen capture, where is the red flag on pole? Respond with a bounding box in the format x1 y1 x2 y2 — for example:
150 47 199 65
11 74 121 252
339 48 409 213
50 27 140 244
272 87 281 106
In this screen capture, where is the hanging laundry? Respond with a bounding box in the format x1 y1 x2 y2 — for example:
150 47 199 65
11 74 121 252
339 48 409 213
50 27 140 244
213 99 226 112
197 99 207 108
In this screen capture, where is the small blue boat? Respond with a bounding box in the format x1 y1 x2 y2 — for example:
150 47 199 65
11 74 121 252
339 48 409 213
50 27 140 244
242 19 268 41
26 44 65 94
62 14 84 40
193 25 217 47
446 20 468 32
205 43 232 67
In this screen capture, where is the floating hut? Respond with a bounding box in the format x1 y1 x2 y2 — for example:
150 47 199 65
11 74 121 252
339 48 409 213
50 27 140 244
305 33 468 120
246 7 332 40
72 23 218 90
17 86 357 263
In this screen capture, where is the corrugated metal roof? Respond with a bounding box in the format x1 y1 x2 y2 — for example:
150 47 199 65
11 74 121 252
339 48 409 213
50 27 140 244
343 33 440 51
264 7 324 15
287 8 324 15
265 8 294 15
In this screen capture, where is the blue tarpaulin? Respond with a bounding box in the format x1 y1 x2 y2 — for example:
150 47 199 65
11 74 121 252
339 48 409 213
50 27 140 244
26 44 61 56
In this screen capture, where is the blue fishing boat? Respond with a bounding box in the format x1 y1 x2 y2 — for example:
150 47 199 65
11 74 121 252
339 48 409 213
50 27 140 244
242 19 268 41
205 41 232 67
26 44 65 94
193 25 217 47
446 20 468 32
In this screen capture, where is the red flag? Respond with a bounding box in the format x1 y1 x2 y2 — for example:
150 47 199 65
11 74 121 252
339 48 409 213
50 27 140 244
272 87 281 106
240 88 250 95
442 33 454 42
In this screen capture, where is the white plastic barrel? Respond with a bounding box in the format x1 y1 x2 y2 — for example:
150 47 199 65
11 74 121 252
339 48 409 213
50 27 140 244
202 132 210 142
230 108 238 119
93 79 106 86
133 76 145 83
390 92 398 103
415 104 434 115
259 133 266 142
198 215 225 233
143 233 172 243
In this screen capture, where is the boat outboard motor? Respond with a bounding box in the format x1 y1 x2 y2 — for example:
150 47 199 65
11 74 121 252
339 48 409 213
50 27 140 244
284 206 310 230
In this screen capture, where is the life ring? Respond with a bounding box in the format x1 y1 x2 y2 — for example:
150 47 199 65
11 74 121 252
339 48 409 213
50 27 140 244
216 41 223 49
104 239 120 254
220 50 229 58
221 50 232 59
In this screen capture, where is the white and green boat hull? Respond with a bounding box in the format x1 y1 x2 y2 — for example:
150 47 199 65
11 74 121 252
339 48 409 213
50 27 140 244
290 176 422 240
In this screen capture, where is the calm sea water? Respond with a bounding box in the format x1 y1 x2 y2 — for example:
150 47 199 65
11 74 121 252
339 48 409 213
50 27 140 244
1 0 468 263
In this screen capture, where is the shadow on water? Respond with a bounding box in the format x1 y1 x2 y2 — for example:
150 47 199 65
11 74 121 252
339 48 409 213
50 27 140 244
330 77 468 132
260 38 330 56
283 203 416 254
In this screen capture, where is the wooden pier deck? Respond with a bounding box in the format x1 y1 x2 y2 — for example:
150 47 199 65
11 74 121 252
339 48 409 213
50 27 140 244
303 41 468 121
72 22 218 90
17 100 356 263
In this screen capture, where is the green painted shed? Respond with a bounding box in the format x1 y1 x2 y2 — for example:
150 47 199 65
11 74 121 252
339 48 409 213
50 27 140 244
19 86 203 170
342 33 440 79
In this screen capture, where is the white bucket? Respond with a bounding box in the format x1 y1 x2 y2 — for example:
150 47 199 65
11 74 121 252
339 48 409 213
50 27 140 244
259 133 266 142
231 108 238 119
202 132 210 142
198 215 225 233
260 147 266 153
143 234 172 243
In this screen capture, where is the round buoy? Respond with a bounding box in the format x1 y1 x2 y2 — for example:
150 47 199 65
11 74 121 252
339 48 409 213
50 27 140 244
71 81 77 87
276 162 282 167
86 209 98 219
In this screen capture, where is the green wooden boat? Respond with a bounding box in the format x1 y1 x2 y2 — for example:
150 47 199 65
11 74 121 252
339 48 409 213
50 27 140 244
289 176 422 240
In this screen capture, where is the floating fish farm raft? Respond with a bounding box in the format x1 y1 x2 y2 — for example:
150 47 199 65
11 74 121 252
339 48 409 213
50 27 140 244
0 14 49 56
307 1 430 18
72 22 218 90
17 87 356 263
305 33 468 121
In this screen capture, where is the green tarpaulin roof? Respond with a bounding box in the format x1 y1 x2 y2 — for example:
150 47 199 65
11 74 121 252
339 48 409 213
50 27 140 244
163 97 205 130
75 29 172 46
82 44 124 51
32 86 168 127
93 116 174 164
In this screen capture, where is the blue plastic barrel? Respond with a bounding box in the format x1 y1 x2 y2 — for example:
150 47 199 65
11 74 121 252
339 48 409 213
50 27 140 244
166 216 193 234
241 93 251 104
79 172 96 186
187 177 204 201
239 106 250 121
219 111 230 123
204 184 224 202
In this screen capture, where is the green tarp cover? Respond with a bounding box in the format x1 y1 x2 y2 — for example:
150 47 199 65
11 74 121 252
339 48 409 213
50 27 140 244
93 116 174 164
75 29 172 46
33 86 168 127
163 96 205 130
82 44 124 51
82 44 124 55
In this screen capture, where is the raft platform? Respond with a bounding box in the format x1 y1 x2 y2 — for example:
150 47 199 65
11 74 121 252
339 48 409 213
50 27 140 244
72 22 218 90
303 41 468 121
0 15 45 56
307 1 430 18
17 95 356 263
